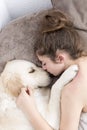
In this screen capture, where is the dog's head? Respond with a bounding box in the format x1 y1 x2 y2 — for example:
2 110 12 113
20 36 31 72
1 60 51 97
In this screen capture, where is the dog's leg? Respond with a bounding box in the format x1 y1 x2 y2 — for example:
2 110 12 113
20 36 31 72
46 65 78 130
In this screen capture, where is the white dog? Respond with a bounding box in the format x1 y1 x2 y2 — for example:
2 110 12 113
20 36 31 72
0 60 78 130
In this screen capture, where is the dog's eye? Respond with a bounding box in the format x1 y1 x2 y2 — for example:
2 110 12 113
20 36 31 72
29 68 35 73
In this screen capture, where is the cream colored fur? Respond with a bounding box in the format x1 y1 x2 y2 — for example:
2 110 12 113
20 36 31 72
0 60 78 130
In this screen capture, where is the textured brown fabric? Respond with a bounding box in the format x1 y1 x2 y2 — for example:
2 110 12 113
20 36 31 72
0 10 54 73
52 0 87 28
52 0 87 43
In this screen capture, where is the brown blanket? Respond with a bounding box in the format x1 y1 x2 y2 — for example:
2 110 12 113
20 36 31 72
52 0 87 42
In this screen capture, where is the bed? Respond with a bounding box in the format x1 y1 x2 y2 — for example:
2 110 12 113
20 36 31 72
0 0 87 129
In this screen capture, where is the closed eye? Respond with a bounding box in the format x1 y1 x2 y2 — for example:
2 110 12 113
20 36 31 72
29 68 35 73
42 62 46 66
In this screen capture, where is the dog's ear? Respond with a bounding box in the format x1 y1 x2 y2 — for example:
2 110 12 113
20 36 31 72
1 73 24 97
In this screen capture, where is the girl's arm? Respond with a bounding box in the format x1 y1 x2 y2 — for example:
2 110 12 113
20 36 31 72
16 87 53 130
17 84 82 130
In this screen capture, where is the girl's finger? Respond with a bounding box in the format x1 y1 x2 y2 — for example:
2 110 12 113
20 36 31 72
20 87 28 94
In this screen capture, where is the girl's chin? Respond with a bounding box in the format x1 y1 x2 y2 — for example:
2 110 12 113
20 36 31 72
51 73 58 76
48 71 60 76
53 71 64 77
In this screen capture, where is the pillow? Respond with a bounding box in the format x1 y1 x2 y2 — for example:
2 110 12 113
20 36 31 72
0 0 52 30
52 0 87 42
0 0 11 29
0 9 54 73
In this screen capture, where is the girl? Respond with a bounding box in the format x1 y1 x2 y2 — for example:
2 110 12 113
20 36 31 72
16 9 87 130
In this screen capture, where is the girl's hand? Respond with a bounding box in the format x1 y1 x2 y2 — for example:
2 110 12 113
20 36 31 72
17 87 53 130
16 87 37 117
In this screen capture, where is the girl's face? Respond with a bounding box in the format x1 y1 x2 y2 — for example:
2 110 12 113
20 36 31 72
37 55 65 76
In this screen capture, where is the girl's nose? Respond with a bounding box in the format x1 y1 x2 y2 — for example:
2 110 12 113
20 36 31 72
42 65 47 70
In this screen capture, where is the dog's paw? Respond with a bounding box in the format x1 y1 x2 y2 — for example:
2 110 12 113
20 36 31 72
61 65 78 85
64 64 78 75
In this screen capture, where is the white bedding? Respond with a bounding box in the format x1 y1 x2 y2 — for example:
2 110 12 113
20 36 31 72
0 0 52 29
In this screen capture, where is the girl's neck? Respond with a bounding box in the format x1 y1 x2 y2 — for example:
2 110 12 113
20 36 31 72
65 56 86 70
